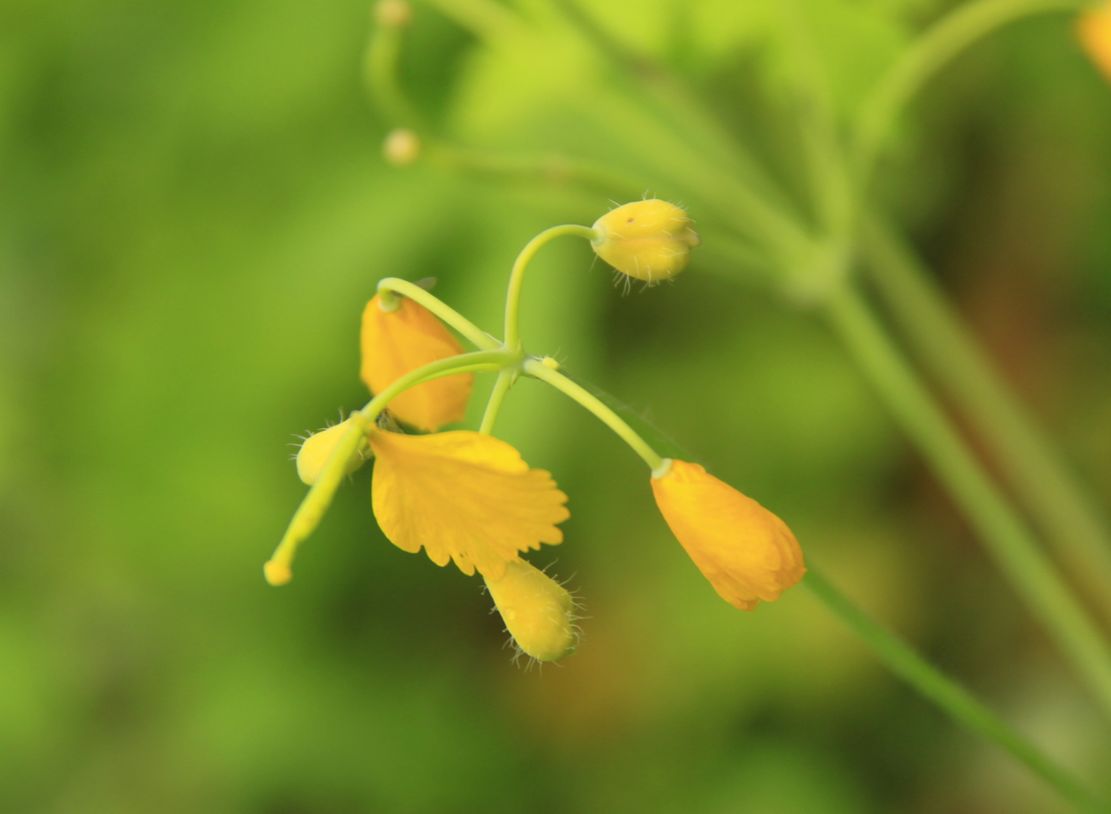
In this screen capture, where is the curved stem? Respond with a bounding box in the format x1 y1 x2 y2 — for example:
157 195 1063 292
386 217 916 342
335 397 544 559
805 566 1107 812
853 0 1091 182
365 15 422 127
377 277 500 350
524 358 663 471
479 367 517 434
264 349 516 585
861 216 1111 623
503 224 598 350
824 287 1111 722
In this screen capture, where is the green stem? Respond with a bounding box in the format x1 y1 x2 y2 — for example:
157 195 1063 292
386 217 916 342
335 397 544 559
549 0 804 224
503 224 598 350
824 287 1111 721
377 277 500 350
523 357 664 471
425 140 645 201
423 140 785 283
861 216 1111 623
264 349 515 585
365 15 421 127
479 367 517 434
805 566 1108 812
853 0 1092 181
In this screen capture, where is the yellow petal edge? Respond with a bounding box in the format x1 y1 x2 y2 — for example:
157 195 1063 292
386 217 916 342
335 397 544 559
370 430 570 578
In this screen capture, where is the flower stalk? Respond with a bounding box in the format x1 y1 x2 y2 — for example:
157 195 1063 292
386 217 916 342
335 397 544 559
824 286 1111 721
265 349 514 585
805 566 1107 812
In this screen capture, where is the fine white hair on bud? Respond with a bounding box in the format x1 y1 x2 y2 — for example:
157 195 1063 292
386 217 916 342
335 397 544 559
295 417 371 486
485 559 580 663
591 199 699 283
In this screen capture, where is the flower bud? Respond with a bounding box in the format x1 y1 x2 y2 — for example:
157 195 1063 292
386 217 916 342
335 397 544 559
591 199 699 283
296 417 370 486
375 0 412 28
1079 3 1111 82
651 459 805 610
383 128 421 166
485 559 578 663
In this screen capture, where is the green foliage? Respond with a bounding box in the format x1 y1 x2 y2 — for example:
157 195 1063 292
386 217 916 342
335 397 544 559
3 0 1111 811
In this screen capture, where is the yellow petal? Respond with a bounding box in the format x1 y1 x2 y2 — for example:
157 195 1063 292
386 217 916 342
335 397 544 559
1080 3 1111 82
359 293 473 431
370 430 570 578
485 559 578 663
651 459 805 610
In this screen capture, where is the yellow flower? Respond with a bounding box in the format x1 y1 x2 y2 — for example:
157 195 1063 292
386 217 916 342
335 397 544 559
360 293 474 431
485 559 578 662
1079 2 1111 81
369 429 569 578
591 199 700 283
651 459 805 610
295 417 370 485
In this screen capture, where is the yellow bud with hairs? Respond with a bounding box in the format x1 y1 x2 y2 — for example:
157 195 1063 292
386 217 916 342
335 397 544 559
485 559 579 663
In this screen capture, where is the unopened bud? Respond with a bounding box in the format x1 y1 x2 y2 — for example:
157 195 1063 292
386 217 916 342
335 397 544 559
375 0 412 28
485 559 578 663
383 128 421 166
591 199 699 283
296 417 370 486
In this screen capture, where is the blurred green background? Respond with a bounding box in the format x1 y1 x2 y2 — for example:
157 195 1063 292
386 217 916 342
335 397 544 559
4 0 1111 811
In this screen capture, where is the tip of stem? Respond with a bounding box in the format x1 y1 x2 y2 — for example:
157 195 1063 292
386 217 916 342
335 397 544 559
264 560 292 586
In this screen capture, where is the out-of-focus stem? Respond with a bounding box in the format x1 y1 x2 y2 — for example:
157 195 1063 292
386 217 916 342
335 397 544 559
423 140 644 201
805 566 1107 812
860 216 1111 623
824 287 1111 722
854 0 1092 181
365 14 421 127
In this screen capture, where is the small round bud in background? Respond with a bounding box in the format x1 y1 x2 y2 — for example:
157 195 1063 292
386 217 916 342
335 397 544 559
591 199 700 283
374 0 412 28
382 128 421 166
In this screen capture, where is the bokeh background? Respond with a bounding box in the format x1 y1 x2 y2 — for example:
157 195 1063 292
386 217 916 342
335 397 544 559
3 0 1111 811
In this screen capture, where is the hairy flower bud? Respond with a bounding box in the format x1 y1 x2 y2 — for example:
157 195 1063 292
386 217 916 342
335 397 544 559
591 199 699 283
485 559 578 662
296 417 370 486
